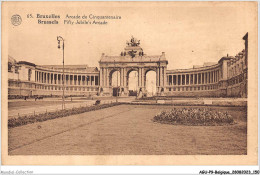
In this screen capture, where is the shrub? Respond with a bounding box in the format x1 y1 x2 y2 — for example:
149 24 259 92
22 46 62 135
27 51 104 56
153 108 235 126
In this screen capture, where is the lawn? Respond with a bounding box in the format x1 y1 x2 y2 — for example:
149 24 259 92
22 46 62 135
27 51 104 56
8 105 247 155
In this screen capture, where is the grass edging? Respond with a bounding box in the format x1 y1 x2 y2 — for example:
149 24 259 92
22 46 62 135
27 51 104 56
8 103 122 128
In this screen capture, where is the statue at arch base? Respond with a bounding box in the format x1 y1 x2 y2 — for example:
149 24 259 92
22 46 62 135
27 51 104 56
120 87 129 97
159 87 166 96
137 87 144 99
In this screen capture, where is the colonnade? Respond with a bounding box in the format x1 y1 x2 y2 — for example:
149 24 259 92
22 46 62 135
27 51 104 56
35 71 99 86
167 69 220 86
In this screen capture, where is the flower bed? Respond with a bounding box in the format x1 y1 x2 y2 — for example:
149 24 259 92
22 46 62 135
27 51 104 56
8 103 121 128
153 108 235 126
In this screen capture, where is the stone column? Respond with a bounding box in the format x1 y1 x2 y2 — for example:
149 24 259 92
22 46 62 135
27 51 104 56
106 69 110 87
38 71 40 83
160 67 163 87
204 72 206 84
212 71 214 83
215 70 217 82
138 68 141 87
180 74 182 86
120 68 123 87
100 68 103 87
217 70 219 81
211 71 213 83
104 69 107 86
142 68 145 87
124 68 127 88
207 72 209 83
156 68 159 87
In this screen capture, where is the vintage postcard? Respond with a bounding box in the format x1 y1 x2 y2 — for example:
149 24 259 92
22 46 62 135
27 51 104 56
1 1 258 165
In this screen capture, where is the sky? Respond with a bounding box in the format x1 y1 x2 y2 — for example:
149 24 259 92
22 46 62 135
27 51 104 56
6 2 256 70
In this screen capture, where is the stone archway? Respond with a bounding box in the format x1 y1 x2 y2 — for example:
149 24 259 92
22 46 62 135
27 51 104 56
99 36 168 97
144 69 157 97
126 69 139 96
109 69 121 96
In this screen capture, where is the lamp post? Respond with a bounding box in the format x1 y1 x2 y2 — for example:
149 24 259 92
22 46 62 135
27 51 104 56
57 36 65 110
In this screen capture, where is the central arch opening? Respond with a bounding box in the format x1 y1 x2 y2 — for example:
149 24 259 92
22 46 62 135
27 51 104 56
111 70 120 96
128 70 138 96
145 70 156 97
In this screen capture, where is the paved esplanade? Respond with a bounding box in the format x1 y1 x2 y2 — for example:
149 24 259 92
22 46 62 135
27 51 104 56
9 104 247 155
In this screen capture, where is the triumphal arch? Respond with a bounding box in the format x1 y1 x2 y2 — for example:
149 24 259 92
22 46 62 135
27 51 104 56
99 37 168 97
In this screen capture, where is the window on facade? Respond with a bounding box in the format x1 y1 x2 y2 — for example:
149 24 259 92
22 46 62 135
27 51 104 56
182 75 185 85
169 88 171 91
78 76 81 85
169 76 172 85
186 87 189 91
28 69 32 81
186 75 189 85
173 75 176 85
198 73 201 84
95 76 99 86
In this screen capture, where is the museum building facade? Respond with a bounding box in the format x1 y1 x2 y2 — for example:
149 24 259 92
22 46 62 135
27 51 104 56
8 33 248 98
